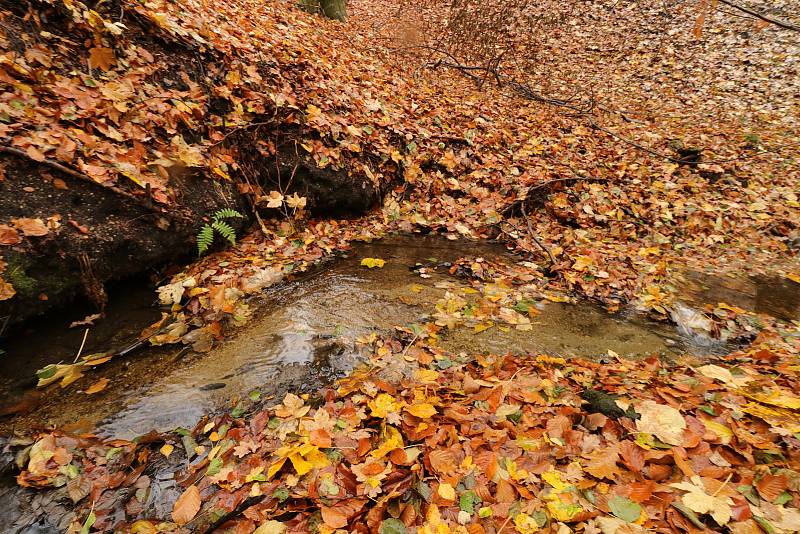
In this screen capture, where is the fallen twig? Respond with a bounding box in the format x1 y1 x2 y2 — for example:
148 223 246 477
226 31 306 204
521 201 556 267
717 0 800 32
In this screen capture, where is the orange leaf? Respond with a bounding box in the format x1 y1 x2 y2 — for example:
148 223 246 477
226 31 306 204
89 47 116 71
0 225 21 245
309 428 332 448
12 218 49 237
755 473 788 502
84 377 109 395
172 485 201 526
321 506 348 529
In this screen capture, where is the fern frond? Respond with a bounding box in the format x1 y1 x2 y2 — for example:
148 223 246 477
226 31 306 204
212 220 237 245
197 224 215 255
213 208 244 222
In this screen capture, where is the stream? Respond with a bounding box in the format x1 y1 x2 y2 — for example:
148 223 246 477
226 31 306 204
0 236 798 531
2 235 787 440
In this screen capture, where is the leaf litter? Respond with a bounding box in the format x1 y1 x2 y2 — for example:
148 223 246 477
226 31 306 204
0 0 799 532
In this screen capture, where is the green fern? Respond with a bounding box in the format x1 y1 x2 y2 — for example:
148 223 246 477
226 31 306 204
196 208 244 255
212 220 236 245
197 225 214 255
213 208 243 222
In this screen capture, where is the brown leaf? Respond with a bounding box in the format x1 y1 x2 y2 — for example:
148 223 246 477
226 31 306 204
619 440 645 473
172 484 201 526
25 146 46 162
495 479 516 502
89 47 116 71
0 225 21 245
321 498 366 529
584 444 621 480
428 448 458 476
13 218 49 237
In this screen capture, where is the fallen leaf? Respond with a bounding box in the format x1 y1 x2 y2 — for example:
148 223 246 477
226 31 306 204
635 400 686 445
84 377 109 394
12 218 49 237
172 484 201 525
0 225 21 245
89 47 116 71
361 257 386 268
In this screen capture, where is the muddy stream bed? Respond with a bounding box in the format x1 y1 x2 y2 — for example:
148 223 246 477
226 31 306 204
0 236 798 530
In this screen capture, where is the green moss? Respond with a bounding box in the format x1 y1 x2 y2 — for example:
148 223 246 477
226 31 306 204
4 253 78 299
4 255 38 298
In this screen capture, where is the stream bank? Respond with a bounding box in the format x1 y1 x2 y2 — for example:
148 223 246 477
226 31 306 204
0 236 762 440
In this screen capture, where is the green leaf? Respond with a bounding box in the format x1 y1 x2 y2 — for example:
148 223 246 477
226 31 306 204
273 487 289 502
378 518 407 534
753 516 775 534
231 403 245 418
459 489 479 514
671 502 705 529
206 457 223 476
36 364 57 380
79 511 96 534
248 390 261 401
608 495 641 523
774 491 792 505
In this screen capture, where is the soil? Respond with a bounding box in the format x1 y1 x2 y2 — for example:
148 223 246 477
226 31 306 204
0 0 385 328
0 156 247 327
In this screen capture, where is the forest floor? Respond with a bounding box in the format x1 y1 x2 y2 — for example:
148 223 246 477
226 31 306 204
1 0 799 532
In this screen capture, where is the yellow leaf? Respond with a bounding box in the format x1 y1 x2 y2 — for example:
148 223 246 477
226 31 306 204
253 520 287 534
414 369 440 383
742 402 800 433
371 425 404 458
572 255 593 272
160 444 174 458
474 322 493 333
360 257 385 268
542 470 570 492
438 482 456 500
404 403 437 419
740 386 800 410
289 452 313 476
369 393 402 418
514 513 540 534
701 419 733 444
546 500 583 521
267 458 286 479
787 273 800 284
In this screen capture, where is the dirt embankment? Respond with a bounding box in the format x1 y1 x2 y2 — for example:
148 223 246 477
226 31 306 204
0 1 386 327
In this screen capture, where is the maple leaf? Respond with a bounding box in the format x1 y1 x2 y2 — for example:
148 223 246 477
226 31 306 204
670 476 733 526
286 193 307 209
264 191 284 208
89 47 116 71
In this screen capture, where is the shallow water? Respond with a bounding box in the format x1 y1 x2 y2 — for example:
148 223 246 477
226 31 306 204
0 236 762 440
